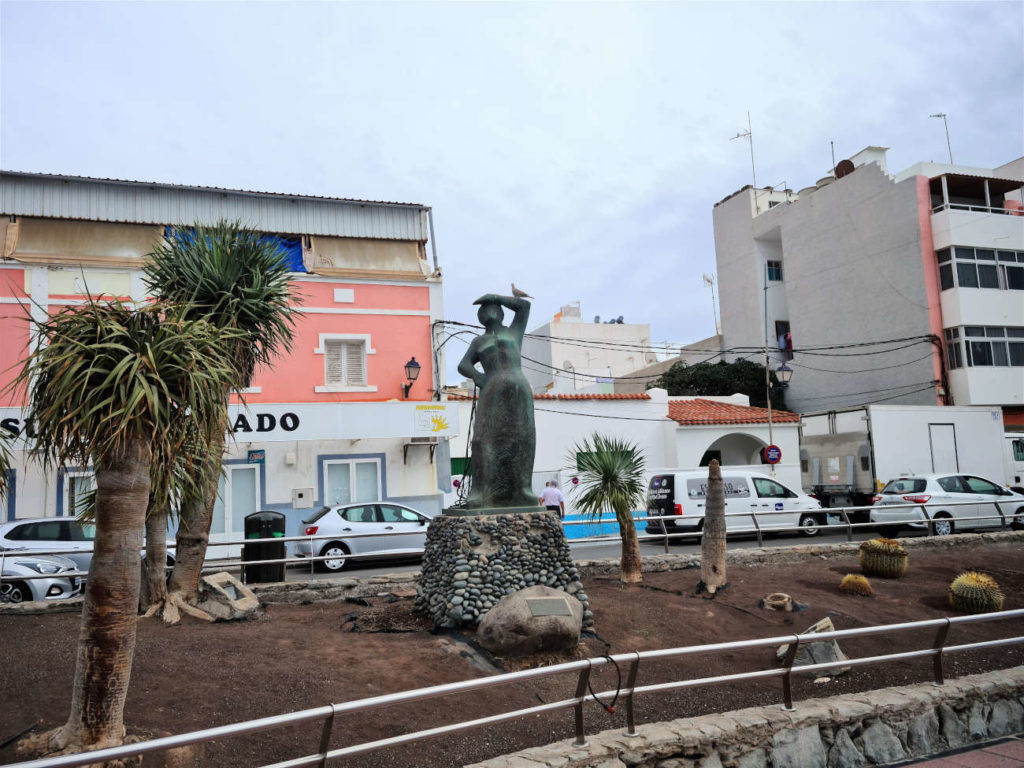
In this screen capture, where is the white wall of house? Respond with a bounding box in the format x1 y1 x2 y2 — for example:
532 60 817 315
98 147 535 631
521 304 657 393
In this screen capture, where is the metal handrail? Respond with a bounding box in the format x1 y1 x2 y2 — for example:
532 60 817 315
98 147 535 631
2 499 1019 584
8 609 1024 768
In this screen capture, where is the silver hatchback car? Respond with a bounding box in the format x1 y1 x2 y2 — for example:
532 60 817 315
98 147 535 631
1 553 82 603
871 474 1024 535
295 502 432 571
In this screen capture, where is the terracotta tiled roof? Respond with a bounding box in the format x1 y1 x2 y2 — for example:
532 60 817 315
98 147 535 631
446 393 651 401
667 399 800 426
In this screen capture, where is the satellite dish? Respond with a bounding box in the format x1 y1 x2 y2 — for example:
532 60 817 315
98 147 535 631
563 361 574 370
835 159 855 179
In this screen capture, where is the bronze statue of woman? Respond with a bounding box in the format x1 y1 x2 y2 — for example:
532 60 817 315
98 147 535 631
457 293 536 509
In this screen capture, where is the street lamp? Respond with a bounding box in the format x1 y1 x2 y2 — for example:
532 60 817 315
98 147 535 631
775 363 793 386
401 357 421 398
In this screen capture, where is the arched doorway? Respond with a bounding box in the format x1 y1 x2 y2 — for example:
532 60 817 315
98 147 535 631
699 433 768 467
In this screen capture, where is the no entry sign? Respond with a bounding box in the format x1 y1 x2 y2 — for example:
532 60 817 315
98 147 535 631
765 444 782 464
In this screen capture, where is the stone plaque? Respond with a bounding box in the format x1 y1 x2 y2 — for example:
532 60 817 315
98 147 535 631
526 597 573 617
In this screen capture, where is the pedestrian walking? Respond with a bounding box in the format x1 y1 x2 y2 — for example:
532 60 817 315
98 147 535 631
538 480 566 519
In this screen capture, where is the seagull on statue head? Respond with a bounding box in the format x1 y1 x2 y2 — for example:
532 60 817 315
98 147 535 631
511 283 533 299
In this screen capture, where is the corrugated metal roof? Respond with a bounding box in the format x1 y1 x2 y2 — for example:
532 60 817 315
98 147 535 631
0 171 429 241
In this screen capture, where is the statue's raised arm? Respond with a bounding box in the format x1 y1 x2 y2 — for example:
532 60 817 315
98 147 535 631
472 294 530 349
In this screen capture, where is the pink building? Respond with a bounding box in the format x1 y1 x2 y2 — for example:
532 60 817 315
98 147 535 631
0 172 458 541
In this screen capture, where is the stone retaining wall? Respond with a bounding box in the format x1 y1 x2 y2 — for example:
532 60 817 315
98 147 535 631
467 667 1024 768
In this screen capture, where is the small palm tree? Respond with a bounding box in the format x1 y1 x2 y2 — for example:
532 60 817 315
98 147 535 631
569 433 648 584
14 300 238 757
144 220 299 617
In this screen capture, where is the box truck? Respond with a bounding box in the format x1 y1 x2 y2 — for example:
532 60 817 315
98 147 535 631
1007 432 1024 491
799 405 1007 519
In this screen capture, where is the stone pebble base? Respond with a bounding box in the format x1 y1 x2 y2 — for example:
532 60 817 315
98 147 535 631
467 666 1024 768
415 511 593 630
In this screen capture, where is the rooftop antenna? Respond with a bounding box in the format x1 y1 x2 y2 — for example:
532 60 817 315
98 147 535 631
731 111 759 213
930 113 953 164
830 141 836 173
702 273 720 335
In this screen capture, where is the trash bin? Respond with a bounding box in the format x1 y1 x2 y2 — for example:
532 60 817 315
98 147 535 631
243 511 286 584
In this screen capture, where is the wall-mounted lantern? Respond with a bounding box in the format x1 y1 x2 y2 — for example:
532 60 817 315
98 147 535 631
402 357 421 398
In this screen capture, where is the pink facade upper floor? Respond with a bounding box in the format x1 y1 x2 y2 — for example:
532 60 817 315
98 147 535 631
0 267 437 408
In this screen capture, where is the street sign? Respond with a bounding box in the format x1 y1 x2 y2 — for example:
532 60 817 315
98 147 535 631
765 444 782 464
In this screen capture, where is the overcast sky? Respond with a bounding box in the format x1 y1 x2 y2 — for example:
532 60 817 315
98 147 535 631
2 1 1022 357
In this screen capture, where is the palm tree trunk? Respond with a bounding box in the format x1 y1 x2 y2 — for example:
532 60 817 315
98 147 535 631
162 433 224 622
701 460 727 594
139 503 168 612
616 507 643 583
19 438 151 758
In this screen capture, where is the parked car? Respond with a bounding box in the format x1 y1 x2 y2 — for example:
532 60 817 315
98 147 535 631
0 517 176 571
295 502 432 571
643 469 825 539
870 474 1024 535
1 553 82 603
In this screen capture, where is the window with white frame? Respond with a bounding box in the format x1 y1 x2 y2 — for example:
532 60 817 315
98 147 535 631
937 247 1024 292
314 333 376 393
323 459 381 506
325 340 366 386
945 325 1024 367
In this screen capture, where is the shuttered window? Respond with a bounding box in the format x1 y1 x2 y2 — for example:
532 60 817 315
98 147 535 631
324 340 366 386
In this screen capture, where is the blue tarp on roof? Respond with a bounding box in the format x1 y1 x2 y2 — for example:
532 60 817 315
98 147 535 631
162 227 306 273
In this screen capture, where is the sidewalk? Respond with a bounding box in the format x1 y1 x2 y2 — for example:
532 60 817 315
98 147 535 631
909 737 1024 768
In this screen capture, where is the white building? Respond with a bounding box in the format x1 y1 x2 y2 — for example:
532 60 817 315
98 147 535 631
443 389 801 517
520 302 659 393
712 147 1024 428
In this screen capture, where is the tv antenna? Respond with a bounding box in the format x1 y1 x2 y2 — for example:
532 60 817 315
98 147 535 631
930 113 953 164
702 273 720 335
730 112 759 212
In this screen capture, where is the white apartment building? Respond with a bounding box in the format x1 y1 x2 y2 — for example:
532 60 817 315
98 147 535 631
712 147 1024 428
520 302 659 393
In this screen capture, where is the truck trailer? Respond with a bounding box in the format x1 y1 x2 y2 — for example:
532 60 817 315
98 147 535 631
799 405 1007 519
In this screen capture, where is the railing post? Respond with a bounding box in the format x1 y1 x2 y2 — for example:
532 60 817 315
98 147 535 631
309 535 315 575
752 513 763 548
658 517 669 554
994 502 1006 529
573 661 592 747
921 505 934 536
624 652 641 736
932 618 951 685
839 509 852 542
781 636 800 710
318 704 339 768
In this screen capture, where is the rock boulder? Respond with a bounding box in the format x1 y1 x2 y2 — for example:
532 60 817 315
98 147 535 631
477 585 583 656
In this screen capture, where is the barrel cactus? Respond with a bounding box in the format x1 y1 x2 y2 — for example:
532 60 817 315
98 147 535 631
839 573 873 596
858 537 908 578
949 571 1004 613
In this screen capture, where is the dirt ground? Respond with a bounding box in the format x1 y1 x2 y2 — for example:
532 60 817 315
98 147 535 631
3 542 1024 768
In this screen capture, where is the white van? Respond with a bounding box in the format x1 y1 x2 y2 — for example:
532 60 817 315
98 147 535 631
644 469 825 539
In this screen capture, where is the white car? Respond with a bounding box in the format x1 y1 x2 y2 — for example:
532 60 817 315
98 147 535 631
295 502 433 571
645 469 825 538
0 518 176 572
870 474 1024 536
